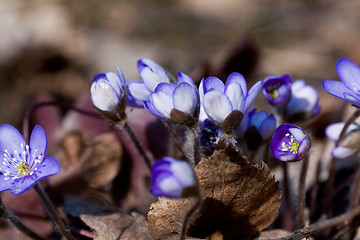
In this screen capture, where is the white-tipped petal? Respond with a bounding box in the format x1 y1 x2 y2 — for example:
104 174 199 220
203 91 232 124
225 82 245 111
173 83 197 115
91 79 120 111
244 81 263 113
151 92 173 118
128 81 151 101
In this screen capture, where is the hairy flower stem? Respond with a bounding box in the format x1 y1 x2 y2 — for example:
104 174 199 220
282 162 294 231
298 154 309 228
160 119 187 159
180 192 202 240
324 109 360 218
0 197 45 240
34 183 72 240
190 125 201 165
22 100 101 142
269 204 360 240
117 119 152 170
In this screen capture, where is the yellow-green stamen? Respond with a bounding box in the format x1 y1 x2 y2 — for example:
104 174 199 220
281 133 299 154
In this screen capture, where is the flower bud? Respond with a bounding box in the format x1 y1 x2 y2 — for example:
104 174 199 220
199 72 263 135
90 67 127 121
145 72 199 126
150 157 198 198
240 109 276 151
262 75 292 107
270 124 310 162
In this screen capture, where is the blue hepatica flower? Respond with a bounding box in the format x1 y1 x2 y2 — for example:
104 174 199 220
0 125 60 195
144 72 199 126
270 124 310 162
240 109 276 151
91 67 127 121
150 157 198 198
284 79 320 122
262 75 292 107
322 57 360 107
127 58 172 108
199 72 263 134
325 122 360 159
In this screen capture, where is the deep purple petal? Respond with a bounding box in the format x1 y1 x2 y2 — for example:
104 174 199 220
0 124 26 156
336 57 360 93
35 157 60 180
10 176 36 195
29 125 47 164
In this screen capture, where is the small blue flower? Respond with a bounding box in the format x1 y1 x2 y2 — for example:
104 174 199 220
0 125 60 195
91 67 127 121
144 72 199 125
270 124 310 162
127 58 172 108
284 79 320 122
150 157 198 198
240 109 276 151
262 75 292 107
322 58 360 107
326 122 360 159
199 72 263 134
200 119 222 149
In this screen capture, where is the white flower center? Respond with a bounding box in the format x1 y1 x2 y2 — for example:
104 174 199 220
2 144 42 180
281 133 299 154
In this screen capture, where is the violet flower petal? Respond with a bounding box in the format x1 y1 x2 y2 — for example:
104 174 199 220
336 57 360 93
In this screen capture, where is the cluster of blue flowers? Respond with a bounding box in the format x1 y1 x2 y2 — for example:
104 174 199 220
1 56 358 200
88 58 326 198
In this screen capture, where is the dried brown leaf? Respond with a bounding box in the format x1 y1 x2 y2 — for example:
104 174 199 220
54 131 122 189
64 195 151 240
147 149 281 240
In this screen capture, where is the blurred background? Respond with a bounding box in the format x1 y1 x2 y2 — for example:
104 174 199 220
0 0 359 129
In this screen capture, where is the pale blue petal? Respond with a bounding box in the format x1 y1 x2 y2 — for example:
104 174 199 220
151 92 173 118
203 77 225 94
344 92 360 108
244 81 263 113
203 91 232 124
29 125 47 164
173 83 197 115
322 80 354 101
225 82 245 111
177 72 195 87
336 58 360 94
0 125 26 156
225 72 247 96
127 81 151 101
144 101 165 118
10 176 36 195
35 157 60 180
332 146 357 159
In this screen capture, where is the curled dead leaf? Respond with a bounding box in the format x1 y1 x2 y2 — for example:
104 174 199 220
54 131 122 189
64 195 151 240
147 149 281 239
